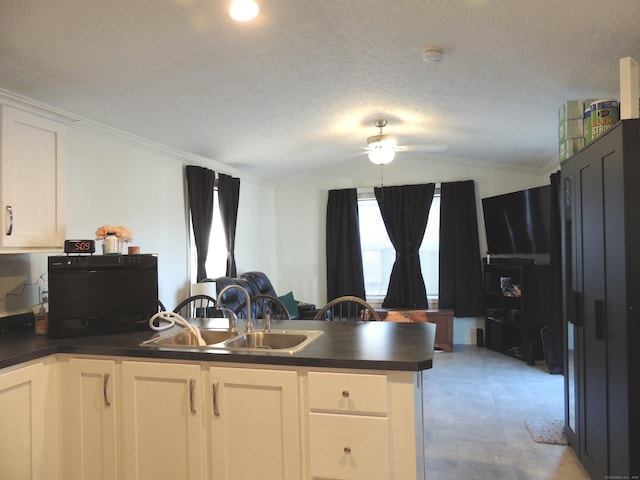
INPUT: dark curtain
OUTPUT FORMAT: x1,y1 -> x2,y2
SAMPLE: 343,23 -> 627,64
185,165 -> 216,282
439,180 -> 484,316
374,183 -> 435,308
326,189 -> 366,301
545,171 -> 564,374
218,173 -> 241,278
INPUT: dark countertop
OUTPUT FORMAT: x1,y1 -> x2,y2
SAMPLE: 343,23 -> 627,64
0,319 -> 435,372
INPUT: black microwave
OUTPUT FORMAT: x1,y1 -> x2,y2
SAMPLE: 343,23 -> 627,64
48,254 -> 158,338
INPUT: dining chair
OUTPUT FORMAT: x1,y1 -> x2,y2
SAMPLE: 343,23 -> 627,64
231,294 -> 292,320
172,294 -> 217,318
313,296 -> 381,322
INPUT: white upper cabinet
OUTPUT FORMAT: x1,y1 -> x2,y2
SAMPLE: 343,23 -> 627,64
1,104 -> 66,251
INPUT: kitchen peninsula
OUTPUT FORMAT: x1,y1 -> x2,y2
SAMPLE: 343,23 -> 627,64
0,319 -> 435,480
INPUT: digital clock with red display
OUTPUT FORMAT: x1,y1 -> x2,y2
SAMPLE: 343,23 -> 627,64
64,239 -> 96,254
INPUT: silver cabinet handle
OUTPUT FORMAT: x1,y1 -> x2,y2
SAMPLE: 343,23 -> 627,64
189,379 -> 197,414
212,381 -> 220,416
5,206 -> 13,236
103,373 -> 111,407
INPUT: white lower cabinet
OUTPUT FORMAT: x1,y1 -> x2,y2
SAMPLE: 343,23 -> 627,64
308,413 -> 389,479
207,365 -> 300,480
54,355 -> 424,480
304,369 -> 424,480
121,361 -> 205,480
66,358 -> 118,480
306,371 -> 390,479
0,361 -> 47,480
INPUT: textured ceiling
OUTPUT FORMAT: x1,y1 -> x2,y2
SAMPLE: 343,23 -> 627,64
1,0 -> 639,180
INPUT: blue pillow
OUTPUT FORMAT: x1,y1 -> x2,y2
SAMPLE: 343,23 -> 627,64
278,291 -> 300,319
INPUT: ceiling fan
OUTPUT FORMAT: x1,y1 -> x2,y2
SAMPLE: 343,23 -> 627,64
364,118 -> 448,165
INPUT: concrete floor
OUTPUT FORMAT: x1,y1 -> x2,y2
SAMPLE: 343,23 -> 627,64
422,345 -> 590,479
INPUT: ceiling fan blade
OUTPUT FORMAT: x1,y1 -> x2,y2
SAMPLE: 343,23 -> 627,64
399,144 -> 448,153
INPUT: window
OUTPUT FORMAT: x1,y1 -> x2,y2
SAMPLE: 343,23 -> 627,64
358,191 -> 440,303
190,188 -> 227,283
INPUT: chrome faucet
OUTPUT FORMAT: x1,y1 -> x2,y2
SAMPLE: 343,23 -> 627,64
216,285 -> 253,333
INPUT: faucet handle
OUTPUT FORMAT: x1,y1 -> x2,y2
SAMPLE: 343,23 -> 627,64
227,310 -> 238,336
263,308 -> 271,332
217,306 -> 238,336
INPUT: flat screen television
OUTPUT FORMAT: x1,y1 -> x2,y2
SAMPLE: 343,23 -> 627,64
481,185 -> 551,255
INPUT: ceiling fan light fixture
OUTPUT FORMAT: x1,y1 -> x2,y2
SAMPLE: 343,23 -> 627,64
368,146 -> 395,165
230,0 -> 259,21
366,118 -> 396,164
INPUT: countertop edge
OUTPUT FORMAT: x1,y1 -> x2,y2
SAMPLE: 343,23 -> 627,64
0,320 -> 436,372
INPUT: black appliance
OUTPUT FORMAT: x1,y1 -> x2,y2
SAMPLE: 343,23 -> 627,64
48,254 -> 158,338
481,185 -> 551,255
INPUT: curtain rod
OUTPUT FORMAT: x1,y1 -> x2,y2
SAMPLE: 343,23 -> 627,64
356,182 -> 442,195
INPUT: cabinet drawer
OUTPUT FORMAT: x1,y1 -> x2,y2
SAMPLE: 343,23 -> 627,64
307,371 -> 388,415
309,413 -> 389,479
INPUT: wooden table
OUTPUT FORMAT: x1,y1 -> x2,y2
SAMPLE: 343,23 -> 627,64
370,308 -> 454,352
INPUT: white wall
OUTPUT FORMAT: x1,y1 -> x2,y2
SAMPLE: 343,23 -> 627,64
0,117 -> 277,316
1,94 -> 559,346
275,155 -> 555,344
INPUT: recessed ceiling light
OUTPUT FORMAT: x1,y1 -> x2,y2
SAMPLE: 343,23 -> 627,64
230,0 -> 259,22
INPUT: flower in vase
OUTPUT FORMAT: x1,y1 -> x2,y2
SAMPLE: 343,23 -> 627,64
95,225 -> 133,242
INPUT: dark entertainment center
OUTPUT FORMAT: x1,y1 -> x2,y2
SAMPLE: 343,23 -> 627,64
483,259 -> 549,363
481,184 -> 552,364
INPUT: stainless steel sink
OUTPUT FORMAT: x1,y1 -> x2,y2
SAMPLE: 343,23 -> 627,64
141,328 -> 322,353
141,329 -> 236,347
224,331 -> 313,351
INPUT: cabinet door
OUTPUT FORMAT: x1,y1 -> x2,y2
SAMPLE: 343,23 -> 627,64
561,159 -> 579,447
575,145 -> 609,479
0,362 -> 45,480
121,361 -> 204,480
1,105 -> 66,249
67,358 -> 117,480
208,366 -> 300,480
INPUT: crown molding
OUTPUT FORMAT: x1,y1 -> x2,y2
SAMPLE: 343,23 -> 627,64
0,88 -> 267,186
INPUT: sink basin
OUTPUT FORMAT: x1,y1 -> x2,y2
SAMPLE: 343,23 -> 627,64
141,329 -> 235,347
224,331 -> 311,350
141,328 -> 322,353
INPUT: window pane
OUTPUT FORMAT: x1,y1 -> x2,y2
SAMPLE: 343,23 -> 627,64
190,190 -> 227,283
358,195 -> 439,299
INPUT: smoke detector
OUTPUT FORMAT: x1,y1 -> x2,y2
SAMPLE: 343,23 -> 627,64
422,46 -> 443,63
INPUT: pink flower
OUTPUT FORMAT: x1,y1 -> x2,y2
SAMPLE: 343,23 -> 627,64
95,225 -> 133,242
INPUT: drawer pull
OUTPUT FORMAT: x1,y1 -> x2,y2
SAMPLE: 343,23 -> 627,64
341,390 -> 350,398
343,446 -> 351,455
212,381 -> 220,416
103,373 -> 111,407
5,206 -> 13,236
189,378 -> 197,414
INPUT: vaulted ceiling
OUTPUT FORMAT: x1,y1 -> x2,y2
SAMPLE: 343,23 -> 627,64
2,0 -> 639,180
